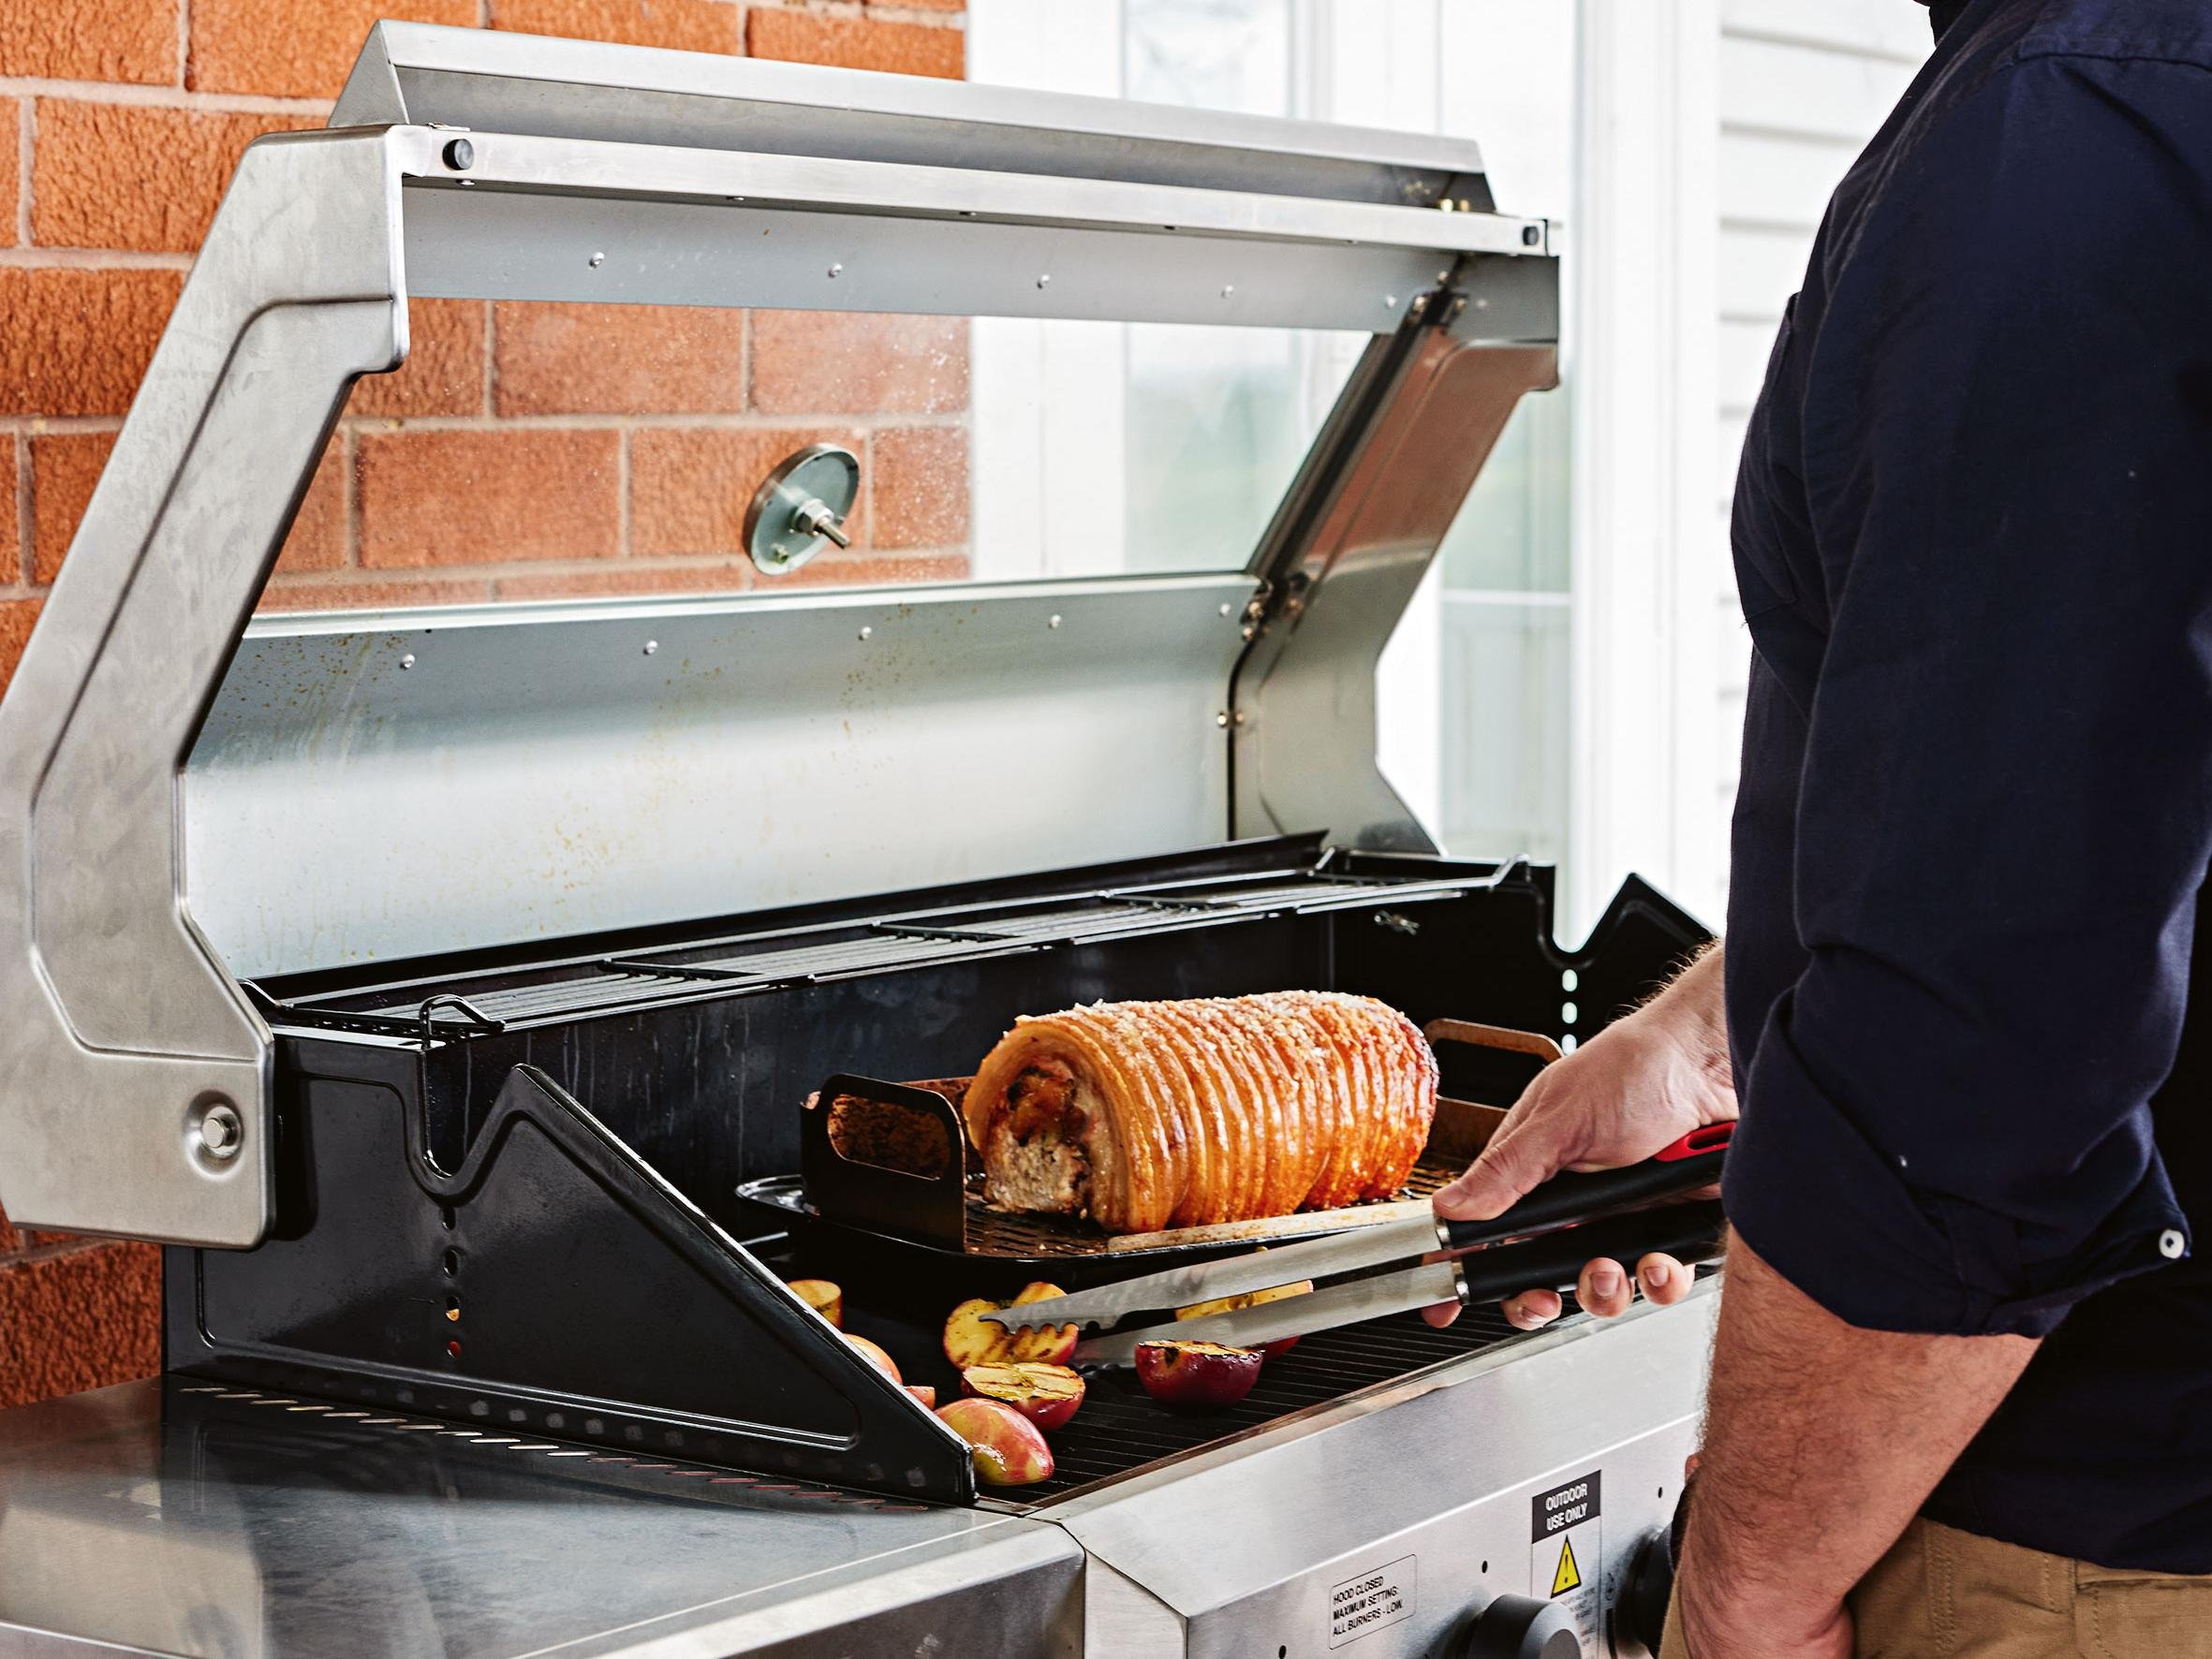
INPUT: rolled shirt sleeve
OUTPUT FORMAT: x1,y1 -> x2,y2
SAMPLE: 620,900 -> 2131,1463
1720,52 -> 2210,1337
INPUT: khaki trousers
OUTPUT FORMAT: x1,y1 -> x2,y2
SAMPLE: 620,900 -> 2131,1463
1658,1518 -> 2212,1658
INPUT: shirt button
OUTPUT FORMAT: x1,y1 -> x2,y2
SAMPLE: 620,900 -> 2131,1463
2159,1228 -> 2188,1260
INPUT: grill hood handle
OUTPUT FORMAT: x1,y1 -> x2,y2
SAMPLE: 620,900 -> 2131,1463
0,128 -> 411,1246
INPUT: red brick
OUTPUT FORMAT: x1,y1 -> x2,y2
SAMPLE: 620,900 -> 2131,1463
0,0 -> 176,84
351,300 -> 486,419
493,562 -> 758,601
0,440 -> 18,583
0,599 -> 37,696
0,1242 -> 163,1410
0,1203 -> 19,1256
871,426 -> 967,548
257,576 -> 494,612
358,429 -> 620,568
871,0 -> 964,11
750,311 -> 967,416
494,302 -> 748,417
190,0 -> 474,98
779,551 -> 967,588
29,432 -> 111,584
34,431 -> 347,582
491,0 -> 739,53
0,269 -> 181,419
631,425 -> 865,557
1,101 -> 18,246
278,441 -> 350,573
32,103 -> 317,255
745,9 -> 963,79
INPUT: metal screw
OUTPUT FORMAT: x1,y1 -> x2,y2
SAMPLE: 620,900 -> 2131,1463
1218,602 -> 1234,617
1408,295 -> 1429,321
1036,274 -> 1052,289
1220,285 -> 1234,299
858,626 -> 873,642
828,262 -> 843,278
642,640 -> 658,655
443,138 -> 475,170
1047,614 -> 1062,629
1523,224 -> 1542,247
2161,1228 -> 2189,1259
1215,711 -> 1230,727
1384,294 -> 1398,309
588,251 -> 605,269
1240,624 -> 1258,640
1449,296 -> 1468,319
197,1103 -> 243,1161
399,653 -> 416,670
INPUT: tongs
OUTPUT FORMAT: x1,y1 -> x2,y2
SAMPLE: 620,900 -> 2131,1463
981,1123 -> 1730,1367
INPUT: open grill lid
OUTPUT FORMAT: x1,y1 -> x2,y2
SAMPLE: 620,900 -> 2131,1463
0,22 -> 1559,1248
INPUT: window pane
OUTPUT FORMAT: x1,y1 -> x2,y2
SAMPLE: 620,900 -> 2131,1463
268,301 -> 1365,611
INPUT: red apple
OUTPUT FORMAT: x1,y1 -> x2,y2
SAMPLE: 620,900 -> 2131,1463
1176,1273 -> 1313,1358
961,1361 -> 1086,1431
907,1384 -> 937,1409
1134,1340 -> 1263,1410
846,1333 -> 902,1384
936,1397 -> 1055,1487
788,1278 -> 844,1329
942,1281 -> 1079,1370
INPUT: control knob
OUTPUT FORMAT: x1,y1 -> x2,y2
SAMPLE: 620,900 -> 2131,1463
1458,1592 -> 1580,1659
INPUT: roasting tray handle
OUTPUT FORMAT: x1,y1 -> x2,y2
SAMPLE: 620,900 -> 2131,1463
802,1075 -> 973,1252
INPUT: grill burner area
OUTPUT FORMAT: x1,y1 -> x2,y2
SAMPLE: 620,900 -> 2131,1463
178,837 -> 1703,1506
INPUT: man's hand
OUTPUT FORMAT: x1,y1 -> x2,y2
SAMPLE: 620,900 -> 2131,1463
1424,944 -> 1733,1329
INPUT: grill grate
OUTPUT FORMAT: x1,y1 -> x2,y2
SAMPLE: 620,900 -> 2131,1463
1019,1300 -> 1528,1505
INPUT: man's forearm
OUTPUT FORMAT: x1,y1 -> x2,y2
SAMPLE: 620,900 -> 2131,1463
1675,1235 -> 2037,1656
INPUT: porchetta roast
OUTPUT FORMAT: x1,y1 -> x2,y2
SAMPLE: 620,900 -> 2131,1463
962,991 -> 1438,1234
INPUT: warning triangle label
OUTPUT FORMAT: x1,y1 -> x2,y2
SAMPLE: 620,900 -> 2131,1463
1550,1536 -> 1582,1596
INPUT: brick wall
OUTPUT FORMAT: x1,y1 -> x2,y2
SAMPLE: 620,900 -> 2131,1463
0,0 -> 966,1410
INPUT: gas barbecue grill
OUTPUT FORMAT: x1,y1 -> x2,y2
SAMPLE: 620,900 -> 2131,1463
0,24 -> 1716,1658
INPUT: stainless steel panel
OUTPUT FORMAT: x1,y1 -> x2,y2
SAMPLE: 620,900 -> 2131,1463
1050,1286 -> 1717,1657
396,132 -> 1540,330
1236,316 -> 1561,850
0,128 -> 408,1248
406,184 -> 1459,330
0,1381 -> 1082,1659
186,578 -> 1255,977
335,22 -> 1492,209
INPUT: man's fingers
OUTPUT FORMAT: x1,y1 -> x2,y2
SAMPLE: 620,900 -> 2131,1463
1421,1299 -> 1462,1329
1577,1257 -> 1635,1318
1638,1252 -> 1691,1306
1501,1288 -> 1563,1329
1434,1123 -> 1557,1222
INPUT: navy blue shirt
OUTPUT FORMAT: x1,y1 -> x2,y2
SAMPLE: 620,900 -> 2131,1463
1718,0 -> 2212,1571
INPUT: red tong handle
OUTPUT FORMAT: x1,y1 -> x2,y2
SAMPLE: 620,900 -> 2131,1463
1654,1122 -> 1733,1162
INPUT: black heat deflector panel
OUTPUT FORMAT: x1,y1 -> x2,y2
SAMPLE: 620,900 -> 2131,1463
175,839 -> 1707,1506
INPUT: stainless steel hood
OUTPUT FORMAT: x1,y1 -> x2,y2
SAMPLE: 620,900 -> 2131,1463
0,24 -> 1558,1248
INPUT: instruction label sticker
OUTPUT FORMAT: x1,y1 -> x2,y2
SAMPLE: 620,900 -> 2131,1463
1529,1472 -> 1602,1654
1328,1554 -> 1416,1648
